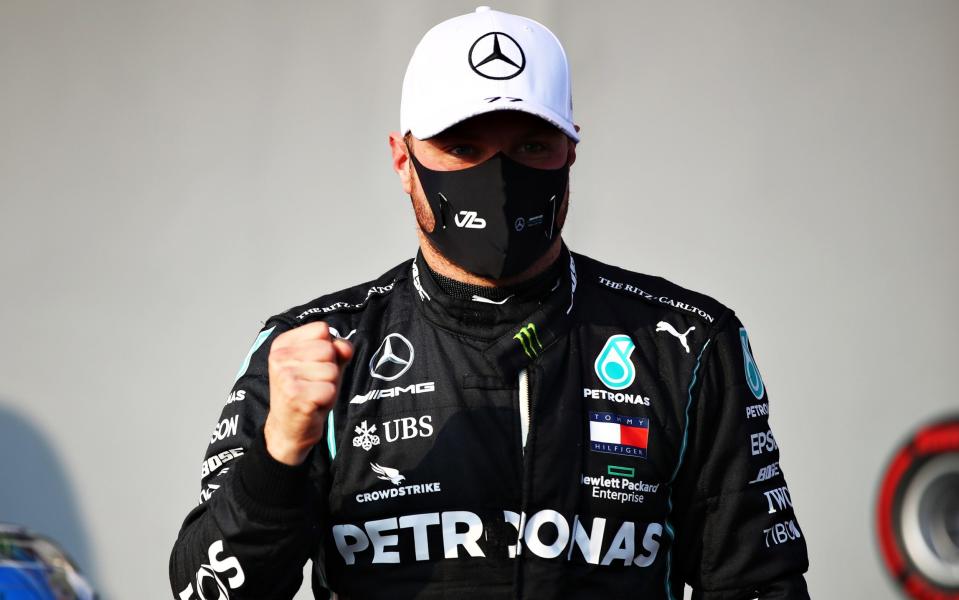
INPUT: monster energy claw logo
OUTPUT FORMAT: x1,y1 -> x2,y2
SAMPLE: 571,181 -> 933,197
595,334 -> 637,390
514,323 -> 543,358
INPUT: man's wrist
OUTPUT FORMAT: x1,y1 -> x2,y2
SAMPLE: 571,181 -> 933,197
263,419 -> 313,466
234,428 -> 313,514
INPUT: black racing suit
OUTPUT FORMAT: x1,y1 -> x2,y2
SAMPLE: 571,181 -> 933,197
169,247 -> 810,599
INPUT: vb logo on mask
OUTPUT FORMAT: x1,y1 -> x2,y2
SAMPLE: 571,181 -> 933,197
453,211 -> 487,229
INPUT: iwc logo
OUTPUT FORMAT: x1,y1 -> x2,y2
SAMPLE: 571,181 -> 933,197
468,32 -> 525,80
594,334 -> 636,390
369,333 -> 414,381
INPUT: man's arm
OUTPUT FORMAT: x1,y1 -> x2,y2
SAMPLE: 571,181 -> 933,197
670,313 -> 810,600
168,321 -> 350,600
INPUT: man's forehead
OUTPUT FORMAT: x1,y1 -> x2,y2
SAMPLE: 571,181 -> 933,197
431,111 -> 565,140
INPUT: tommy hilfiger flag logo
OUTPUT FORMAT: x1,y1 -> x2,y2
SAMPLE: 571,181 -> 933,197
589,412 -> 649,458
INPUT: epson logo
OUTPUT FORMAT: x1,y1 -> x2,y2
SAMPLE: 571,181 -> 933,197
750,430 -> 778,456
177,540 -> 245,600
350,382 -> 435,405
210,416 -> 239,444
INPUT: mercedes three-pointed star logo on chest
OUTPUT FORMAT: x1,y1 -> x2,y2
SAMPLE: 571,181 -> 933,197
468,31 -> 526,80
369,333 -> 415,381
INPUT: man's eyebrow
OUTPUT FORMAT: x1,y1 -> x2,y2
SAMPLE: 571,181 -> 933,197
521,123 -> 562,136
434,125 -> 561,142
430,129 -> 479,142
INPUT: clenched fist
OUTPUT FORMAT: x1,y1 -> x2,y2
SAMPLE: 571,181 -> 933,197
264,322 -> 353,465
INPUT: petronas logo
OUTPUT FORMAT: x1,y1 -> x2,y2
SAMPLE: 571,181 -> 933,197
739,328 -> 765,400
514,323 -> 543,358
595,334 -> 636,390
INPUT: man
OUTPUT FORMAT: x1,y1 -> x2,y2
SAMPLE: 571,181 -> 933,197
170,7 -> 809,599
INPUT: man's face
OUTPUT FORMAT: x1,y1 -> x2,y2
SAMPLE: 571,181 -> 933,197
390,110 -> 577,234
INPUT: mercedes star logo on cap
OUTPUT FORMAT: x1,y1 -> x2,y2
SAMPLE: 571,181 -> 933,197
369,333 -> 415,381
468,32 -> 525,80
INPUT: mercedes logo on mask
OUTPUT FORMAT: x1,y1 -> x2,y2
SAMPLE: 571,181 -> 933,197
369,333 -> 415,381
468,32 -> 525,80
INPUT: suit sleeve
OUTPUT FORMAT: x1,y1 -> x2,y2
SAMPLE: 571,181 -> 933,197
669,313 -> 810,600
168,320 -> 331,600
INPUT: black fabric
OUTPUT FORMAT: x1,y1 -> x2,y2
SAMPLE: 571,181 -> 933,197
235,429 -> 312,514
422,252 -> 563,303
169,249 -> 810,600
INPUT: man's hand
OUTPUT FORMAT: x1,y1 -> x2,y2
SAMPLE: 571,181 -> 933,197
264,322 -> 353,465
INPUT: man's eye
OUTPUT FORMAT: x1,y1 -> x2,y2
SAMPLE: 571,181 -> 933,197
446,145 -> 476,157
520,142 -> 548,153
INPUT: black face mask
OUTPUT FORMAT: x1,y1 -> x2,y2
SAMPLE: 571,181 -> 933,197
408,149 -> 569,280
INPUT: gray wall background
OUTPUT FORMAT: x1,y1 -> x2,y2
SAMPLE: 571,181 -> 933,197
1,1 -> 957,598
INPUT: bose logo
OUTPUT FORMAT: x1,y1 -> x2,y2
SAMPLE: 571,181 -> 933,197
454,211 -> 487,229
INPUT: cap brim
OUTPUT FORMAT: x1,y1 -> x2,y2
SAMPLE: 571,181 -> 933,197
408,99 -> 579,143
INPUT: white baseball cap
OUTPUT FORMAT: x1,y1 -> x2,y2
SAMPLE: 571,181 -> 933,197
401,6 -> 578,142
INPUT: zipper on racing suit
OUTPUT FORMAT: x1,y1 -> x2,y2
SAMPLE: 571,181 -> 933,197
514,366 -> 535,599
519,368 -> 530,454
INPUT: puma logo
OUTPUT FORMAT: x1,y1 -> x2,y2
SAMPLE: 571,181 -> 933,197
656,321 -> 695,354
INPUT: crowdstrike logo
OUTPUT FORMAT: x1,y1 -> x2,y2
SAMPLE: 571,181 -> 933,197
453,210 -> 487,229
655,321 -> 695,354
369,333 -> 414,381
468,32 -> 526,80
355,463 -> 442,504
371,463 -> 406,485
